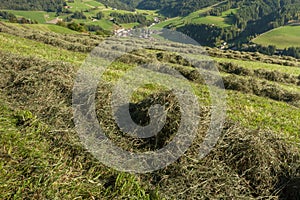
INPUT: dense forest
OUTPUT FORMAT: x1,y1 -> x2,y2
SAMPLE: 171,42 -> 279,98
0,0 -> 65,12
97,0 -> 136,11
110,12 -> 151,26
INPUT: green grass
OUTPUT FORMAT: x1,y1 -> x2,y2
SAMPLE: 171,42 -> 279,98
59,1 -> 158,31
213,57 -> 300,75
42,24 -> 79,34
4,10 -> 48,23
0,26 -> 299,198
153,2 -> 235,29
83,0 -> 105,8
67,0 -> 96,12
0,33 -> 86,65
1,30 -> 292,138
120,22 -> 139,29
191,81 -> 300,137
188,15 -> 231,27
75,18 -> 116,30
14,24 -> 79,34
152,17 -> 180,28
227,91 -> 300,137
253,25 -> 300,49
99,48 -> 300,138
186,8 -> 237,28
3,0 -> 159,32
0,101 -> 157,199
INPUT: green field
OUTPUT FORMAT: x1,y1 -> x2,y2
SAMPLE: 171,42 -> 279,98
214,57 -> 300,75
0,32 -> 86,64
64,1 -> 159,30
1,0 -> 159,31
67,0 -> 105,12
13,23 -> 79,34
120,22 -> 139,29
186,8 -> 237,28
253,25 -> 300,49
153,2 -> 236,29
0,19 -> 299,199
84,0 -> 105,8
4,10 -> 50,23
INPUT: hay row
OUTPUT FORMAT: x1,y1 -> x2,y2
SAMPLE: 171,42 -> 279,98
0,22 -> 101,52
206,47 -> 300,67
223,74 -> 300,106
219,62 -> 300,86
0,50 -> 299,199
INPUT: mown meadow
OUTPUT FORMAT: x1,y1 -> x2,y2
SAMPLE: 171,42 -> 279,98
0,22 -> 299,199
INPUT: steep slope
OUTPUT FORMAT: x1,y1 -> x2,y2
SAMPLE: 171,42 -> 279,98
0,23 -> 299,199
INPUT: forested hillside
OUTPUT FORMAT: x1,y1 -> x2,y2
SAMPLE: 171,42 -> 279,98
136,0 -> 220,17
96,0 -> 300,50
96,0 -> 220,16
96,0 -> 136,11
0,0 -> 65,12
175,0 -> 300,48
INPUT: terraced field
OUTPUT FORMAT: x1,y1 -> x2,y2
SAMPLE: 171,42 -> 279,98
0,24 -> 299,199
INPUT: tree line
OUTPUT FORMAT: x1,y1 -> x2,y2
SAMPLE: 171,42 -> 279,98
0,0 -> 65,12
176,24 -> 240,47
110,12 -> 150,25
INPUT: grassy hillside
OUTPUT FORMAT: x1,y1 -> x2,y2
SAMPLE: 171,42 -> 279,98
1,0 -> 159,31
67,0 -> 106,12
3,10 -> 50,23
0,32 -> 86,64
0,24 -> 299,199
11,23 -> 79,34
253,25 -> 300,49
153,2 -> 236,29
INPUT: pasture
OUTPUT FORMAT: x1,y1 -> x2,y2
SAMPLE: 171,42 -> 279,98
253,25 -> 300,49
0,21 -> 299,199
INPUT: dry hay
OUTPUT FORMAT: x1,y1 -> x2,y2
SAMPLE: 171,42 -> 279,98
0,22 -> 102,52
0,51 -> 299,199
93,82 -> 300,199
138,103 -> 300,199
206,47 -> 300,67
218,62 -> 300,85
0,51 -> 75,127
223,74 -> 300,105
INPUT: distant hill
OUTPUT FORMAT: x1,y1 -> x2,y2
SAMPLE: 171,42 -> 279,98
136,0 -> 220,17
1,0 -> 300,55
96,0 -> 221,16
0,0 -> 65,12
166,0 -> 300,47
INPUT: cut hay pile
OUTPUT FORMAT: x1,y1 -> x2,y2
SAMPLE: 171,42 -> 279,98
0,51 -> 299,199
